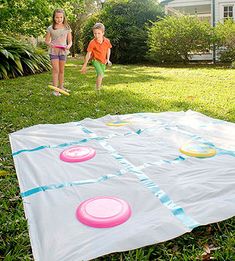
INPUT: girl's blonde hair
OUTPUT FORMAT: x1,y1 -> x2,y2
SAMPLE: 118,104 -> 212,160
52,9 -> 70,30
93,23 -> 105,32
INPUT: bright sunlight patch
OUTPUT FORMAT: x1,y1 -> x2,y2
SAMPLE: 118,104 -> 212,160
10,110 -> 235,261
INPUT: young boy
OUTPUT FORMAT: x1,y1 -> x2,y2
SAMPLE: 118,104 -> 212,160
81,23 -> 112,90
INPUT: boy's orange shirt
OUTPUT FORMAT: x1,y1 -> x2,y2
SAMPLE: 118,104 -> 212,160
87,37 -> 112,64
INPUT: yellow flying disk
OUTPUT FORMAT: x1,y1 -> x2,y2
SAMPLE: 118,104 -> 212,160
179,143 -> 217,158
106,121 -> 130,127
48,85 -> 70,96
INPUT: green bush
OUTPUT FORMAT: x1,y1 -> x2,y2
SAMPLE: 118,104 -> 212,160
80,14 -> 99,53
147,16 -> 212,63
215,20 -> 235,62
0,0 -> 53,37
0,33 -> 51,79
80,0 -> 164,64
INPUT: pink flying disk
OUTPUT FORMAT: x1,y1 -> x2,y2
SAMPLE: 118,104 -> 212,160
60,146 -> 96,163
76,196 -> 132,228
53,45 -> 66,49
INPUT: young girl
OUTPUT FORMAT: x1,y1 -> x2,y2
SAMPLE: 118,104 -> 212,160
81,23 -> 112,91
45,9 -> 72,96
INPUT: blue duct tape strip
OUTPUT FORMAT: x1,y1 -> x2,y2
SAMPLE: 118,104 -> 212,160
79,125 -> 199,230
12,145 -> 49,156
217,149 -> 235,157
20,156 -> 185,198
12,138 -> 102,156
203,142 -> 235,157
138,156 -> 185,170
12,128 -> 142,157
21,172 -> 123,198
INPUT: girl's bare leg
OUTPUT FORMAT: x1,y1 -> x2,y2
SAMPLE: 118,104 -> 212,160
59,60 -> 66,89
51,59 -> 59,87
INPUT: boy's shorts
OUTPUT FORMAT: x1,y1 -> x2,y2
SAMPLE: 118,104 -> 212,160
92,60 -> 106,76
50,54 -> 66,61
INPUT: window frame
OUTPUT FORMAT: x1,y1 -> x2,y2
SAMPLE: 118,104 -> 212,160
220,3 -> 235,22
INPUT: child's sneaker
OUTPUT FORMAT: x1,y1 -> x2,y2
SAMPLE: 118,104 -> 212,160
52,91 -> 61,96
62,86 -> 71,92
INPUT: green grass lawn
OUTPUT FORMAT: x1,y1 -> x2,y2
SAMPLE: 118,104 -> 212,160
0,58 -> 235,260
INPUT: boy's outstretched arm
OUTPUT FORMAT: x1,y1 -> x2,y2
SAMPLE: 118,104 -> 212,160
106,48 -> 112,65
81,52 -> 92,74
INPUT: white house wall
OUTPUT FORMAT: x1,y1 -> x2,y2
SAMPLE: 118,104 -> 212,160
164,0 -> 235,23
164,1 -> 211,18
168,5 -> 211,16
167,0 -> 211,8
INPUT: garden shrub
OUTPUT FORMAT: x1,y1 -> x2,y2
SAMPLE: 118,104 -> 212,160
147,16 -> 212,63
215,20 -> 235,62
80,0 -> 164,64
0,33 -> 51,79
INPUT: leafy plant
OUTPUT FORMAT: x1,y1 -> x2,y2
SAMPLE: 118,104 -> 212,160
147,16 -> 213,63
80,0 -> 164,64
0,33 -> 51,79
215,20 -> 235,62
0,0 -> 86,37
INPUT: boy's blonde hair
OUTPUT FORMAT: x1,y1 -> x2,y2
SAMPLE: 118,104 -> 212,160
93,23 -> 105,32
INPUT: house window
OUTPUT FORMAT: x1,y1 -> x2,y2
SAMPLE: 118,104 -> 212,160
223,5 -> 233,19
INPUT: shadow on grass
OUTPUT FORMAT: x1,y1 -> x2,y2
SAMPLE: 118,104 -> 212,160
1,72 -> 233,135
66,64 -> 171,86
141,62 -> 233,70
93,87 -> 233,123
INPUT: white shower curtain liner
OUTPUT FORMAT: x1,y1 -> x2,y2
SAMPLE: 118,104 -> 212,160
9,110 -> 235,261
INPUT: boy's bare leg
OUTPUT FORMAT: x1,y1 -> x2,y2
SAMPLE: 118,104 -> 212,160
96,75 -> 103,90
